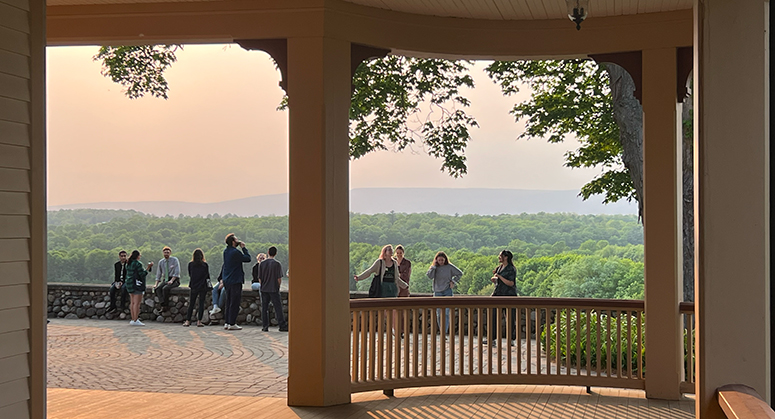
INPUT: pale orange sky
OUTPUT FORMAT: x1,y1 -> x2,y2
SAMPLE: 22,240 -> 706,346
46,44 -> 603,207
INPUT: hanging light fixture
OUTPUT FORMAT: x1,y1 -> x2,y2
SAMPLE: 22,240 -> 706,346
566,0 -> 589,30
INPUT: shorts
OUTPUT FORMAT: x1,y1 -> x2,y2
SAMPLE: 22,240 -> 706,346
130,290 -> 144,295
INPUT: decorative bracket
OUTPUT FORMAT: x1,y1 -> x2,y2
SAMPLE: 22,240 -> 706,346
235,39 -> 390,94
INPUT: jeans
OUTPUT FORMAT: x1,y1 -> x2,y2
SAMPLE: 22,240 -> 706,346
155,278 -> 180,307
186,287 -> 208,321
434,288 -> 454,334
224,283 -> 242,325
261,291 -> 287,330
109,282 -> 129,310
212,285 -> 227,308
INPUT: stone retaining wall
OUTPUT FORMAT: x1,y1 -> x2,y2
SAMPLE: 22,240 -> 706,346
47,283 -> 289,326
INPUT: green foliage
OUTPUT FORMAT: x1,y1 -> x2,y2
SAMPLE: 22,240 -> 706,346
541,309 -> 645,374
94,45 -> 179,99
49,209 -> 644,301
485,60 -> 635,204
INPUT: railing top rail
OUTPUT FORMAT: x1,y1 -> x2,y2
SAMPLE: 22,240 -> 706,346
679,302 -> 695,312
350,296 -> 645,310
717,384 -> 775,419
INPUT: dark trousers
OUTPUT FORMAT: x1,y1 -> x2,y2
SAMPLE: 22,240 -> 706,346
109,282 -> 129,310
224,283 -> 242,325
261,291 -> 287,330
155,278 -> 180,307
186,287 -> 208,321
489,307 -> 517,341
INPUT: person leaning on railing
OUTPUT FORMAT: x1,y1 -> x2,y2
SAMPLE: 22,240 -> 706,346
488,250 -> 518,346
426,251 -> 463,335
354,244 -> 409,298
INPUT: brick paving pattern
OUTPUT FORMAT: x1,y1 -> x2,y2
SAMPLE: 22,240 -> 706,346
47,319 -> 288,397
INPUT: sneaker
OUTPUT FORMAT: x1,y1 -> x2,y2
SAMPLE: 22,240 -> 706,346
279,327 -> 288,332
135,320 -> 145,326
211,306 -> 222,315
224,323 -> 230,330
261,328 -> 269,332
228,324 -> 243,331
129,320 -> 136,325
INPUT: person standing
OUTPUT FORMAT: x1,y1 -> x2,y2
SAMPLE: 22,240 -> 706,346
354,245 -> 409,299
154,246 -> 181,309
395,245 -> 412,297
125,250 -> 153,326
184,249 -> 210,327
256,247 -> 288,332
426,251 -> 463,334
251,253 -> 267,292
108,250 -> 130,314
222,233 -> 251,330
489,250 -> 518,345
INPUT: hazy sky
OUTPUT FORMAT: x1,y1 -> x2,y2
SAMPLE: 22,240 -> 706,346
46,44 -> 604,207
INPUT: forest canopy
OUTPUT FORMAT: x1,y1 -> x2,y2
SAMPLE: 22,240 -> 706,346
48,209 -> 644,299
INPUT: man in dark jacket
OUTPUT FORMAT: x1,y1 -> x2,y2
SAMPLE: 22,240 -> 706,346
222,233 -> 251,330
257,246 -> 287,332
108,250 -> 129,313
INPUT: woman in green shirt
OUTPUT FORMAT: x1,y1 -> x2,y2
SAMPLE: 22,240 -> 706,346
125,250 -> 153,326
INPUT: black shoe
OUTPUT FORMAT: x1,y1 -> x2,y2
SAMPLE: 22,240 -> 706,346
279,327 -> 288,332
262,328 -> 269,332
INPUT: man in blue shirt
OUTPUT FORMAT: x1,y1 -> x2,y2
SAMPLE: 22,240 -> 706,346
222,233 -> 251,330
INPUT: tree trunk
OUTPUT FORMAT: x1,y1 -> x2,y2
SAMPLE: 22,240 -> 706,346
604,64 -> 644,220
604,63 -> 694,302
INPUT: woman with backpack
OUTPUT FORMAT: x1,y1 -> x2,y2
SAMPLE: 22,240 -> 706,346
353,244 -> 408,298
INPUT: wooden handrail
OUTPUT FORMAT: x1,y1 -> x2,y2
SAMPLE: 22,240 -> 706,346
350,296 -> 645,309
679,301 -> 694,312
717,384 -> 775,419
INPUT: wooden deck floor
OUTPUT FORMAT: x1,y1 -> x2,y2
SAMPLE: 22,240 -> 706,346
48,385 -> 695,418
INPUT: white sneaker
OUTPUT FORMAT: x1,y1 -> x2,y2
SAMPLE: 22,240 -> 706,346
129,320 -> 136,326
135,320 -> 145,326
224,323 -> 230,330
228,324 -> 242,331
211,306 -> 222,315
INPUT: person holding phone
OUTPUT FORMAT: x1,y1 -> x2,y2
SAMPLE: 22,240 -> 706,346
221,233 -> 251,330
125,250 -> 153,326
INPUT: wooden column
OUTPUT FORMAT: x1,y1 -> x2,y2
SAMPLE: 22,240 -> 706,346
695,0 -> 771,417
642,46 -> 683,400
286,36 -> 352,407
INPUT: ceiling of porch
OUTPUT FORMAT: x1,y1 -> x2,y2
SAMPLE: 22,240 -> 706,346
342,0 -> 693,20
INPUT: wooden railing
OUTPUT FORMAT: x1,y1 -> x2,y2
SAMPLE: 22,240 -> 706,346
718,384 -> 775,418
350,297 -> 647,393
680,302 -> 696,394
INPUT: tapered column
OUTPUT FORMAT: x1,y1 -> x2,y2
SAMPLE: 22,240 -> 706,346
286,36 -> 352,407
642,47 -> 683,400
695,1 -> 770,417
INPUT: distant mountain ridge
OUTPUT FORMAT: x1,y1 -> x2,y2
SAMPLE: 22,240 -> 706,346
48,188 -> 637,217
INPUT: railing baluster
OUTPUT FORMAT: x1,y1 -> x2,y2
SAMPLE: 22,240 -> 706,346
468,307 -> 474,375
606,310 -> 612,378
616,310 -> 622,378
395,309 -> 401,379
377,309 -> 384,381
565,307 -> 571,376
497,306 -> 503,375
506,307 -> 513,375
535,307 -> 541,375
404,309 -> 420,378
360,310 -> 367,382
369,310 -> 376,381
586,308 -> 592,377
575,308 -> 581,377
596,308 -> 601,377
431,307 -> 437,377
440,306 -> 446,376
526,308 -> 531,375
488,308 -> 494,375
459,307 -> 464,376
449,307 -> 455,376
688,312 -> 694,384
422,308 -> 428,377
517,307 -> 523,374
627,310 -> 633,379
386,309 -> 392,380
555,308 -> 560,376
352,309 -> 359,383
413,308 -> 419,378
478,307 -> 483,375
637,310 -> 643,380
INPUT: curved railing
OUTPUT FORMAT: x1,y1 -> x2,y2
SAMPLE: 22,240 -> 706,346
350,296 -> 647,393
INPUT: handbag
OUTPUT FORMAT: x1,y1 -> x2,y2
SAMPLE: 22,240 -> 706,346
368,260 -> 383,298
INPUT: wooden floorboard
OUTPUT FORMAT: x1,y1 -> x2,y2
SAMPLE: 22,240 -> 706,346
48,385 -> 696,419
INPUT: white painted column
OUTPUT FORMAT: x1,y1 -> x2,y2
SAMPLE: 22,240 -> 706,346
286,36 -> 352,407
642,47 -> 684,401
695,0 -> 770,417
